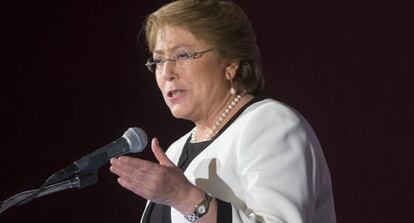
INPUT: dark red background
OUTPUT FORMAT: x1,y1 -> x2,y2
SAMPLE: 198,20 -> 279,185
1,0 -> 412,222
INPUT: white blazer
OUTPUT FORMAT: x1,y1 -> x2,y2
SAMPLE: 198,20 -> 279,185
141,99 -> 336,223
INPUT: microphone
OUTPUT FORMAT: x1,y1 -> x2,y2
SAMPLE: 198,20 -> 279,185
47,127 -> 148,185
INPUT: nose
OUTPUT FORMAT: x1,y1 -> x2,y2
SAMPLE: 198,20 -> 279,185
159,60 -> 177,81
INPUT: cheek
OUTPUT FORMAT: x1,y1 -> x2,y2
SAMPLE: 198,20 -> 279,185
192,64 -> 226,91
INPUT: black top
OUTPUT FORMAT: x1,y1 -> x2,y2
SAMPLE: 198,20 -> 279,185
142,97 -> 262,223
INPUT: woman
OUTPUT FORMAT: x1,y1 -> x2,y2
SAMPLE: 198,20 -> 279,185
110,0 -> 336,222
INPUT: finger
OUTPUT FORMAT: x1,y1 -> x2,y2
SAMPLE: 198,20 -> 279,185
114,156 -> 156,173
117,177 -> 137,192
112,164 -> 159,193
109,162 -> 132,178
109,157 -> 153,179
115,164 -> 165,197
117,176 -> 149,197
151,138 -> 174,167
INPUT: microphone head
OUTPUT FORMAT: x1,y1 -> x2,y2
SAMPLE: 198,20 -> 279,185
122,127 -> 148,153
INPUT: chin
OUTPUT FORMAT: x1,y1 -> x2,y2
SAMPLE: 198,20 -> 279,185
168,105 -> 191,120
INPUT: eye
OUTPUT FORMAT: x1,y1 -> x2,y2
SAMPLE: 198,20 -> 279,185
176,52 -> 192,60
149,58 -> 166,67
151,57 -> 164,64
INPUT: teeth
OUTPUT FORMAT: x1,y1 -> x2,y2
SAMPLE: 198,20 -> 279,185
168,90 -> 181,98
172,90 -> 180,97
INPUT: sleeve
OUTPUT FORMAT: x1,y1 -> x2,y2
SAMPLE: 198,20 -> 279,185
232,104 -> 322,223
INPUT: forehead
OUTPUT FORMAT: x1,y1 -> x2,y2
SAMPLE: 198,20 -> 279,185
153,26 -> 208,54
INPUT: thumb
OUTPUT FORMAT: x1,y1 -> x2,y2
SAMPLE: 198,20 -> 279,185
152,137 -> 174,167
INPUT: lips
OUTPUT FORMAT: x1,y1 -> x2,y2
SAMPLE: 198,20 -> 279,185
167,89 -> 185,99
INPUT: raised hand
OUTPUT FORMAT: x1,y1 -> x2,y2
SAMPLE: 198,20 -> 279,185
109,138 -> 204,215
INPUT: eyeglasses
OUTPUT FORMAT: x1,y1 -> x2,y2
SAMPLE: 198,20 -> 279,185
145,49 -> 214,73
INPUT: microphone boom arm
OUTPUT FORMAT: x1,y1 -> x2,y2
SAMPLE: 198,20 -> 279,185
0,173 -> 98,215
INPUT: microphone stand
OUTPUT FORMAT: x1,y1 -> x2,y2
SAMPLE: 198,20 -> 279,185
0,173 -> 98,215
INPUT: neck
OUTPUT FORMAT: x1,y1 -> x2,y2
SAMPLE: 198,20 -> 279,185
191,93 -> 253,143
195,93 -> 233,129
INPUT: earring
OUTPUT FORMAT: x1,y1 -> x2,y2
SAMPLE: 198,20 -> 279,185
226,70 -> 236,95
230,79 -> 236,95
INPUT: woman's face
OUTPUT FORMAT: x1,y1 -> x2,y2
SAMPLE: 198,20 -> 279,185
152,26 -> 231,122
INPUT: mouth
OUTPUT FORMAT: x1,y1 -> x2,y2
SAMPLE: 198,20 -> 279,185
166,89 -> 186,100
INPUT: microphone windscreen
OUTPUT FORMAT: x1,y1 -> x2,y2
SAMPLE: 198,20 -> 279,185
122,127 -> 148,153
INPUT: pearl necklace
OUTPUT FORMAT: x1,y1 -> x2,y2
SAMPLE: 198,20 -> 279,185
191,92 -> 245,143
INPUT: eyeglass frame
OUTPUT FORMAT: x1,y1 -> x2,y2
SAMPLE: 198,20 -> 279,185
145,49 -> 215,73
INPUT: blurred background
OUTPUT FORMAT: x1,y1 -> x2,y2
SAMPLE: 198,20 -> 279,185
1,0 -> 412,222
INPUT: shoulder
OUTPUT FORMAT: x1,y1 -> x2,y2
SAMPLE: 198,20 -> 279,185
239,98 -> 307,131
231,98 -> 321,158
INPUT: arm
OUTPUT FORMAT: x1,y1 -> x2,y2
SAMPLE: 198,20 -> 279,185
231,103 -> 323,222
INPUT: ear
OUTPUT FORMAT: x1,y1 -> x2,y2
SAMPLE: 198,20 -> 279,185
225,60 -> 240,81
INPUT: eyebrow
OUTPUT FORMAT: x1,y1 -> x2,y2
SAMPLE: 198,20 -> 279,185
153,44 -> 193,55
